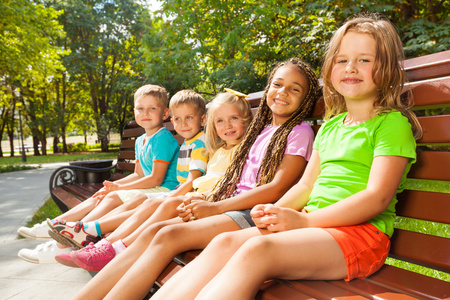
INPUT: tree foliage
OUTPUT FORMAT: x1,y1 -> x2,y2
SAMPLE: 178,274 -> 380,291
143,0 -> 449,97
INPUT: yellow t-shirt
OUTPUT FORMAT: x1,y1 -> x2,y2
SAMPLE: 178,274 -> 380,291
192,145 -> 238,193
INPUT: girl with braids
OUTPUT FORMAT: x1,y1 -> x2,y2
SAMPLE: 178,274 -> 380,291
151,15 -> 421,300
73,58 -> 319,300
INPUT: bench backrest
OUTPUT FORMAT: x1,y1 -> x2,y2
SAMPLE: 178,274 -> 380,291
249,50 -> 450,283
117,52 -> 450,281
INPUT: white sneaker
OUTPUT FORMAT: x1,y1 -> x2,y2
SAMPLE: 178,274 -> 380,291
17,221 -> 52,239
18,240 -> 72,264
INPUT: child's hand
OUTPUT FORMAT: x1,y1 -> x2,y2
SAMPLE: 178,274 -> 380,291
103,181 -> 120,193
251,204 -> 272,229
183,200 -> 218,221
177,202 -> 192,222
94,194 -> 106,207
92,186 -> 108,198
258,205 -> 307,232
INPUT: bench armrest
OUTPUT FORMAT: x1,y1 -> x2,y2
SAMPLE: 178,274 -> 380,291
49,164 -> 116,191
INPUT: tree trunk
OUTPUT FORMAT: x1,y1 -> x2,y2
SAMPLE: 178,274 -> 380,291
32,135 -> 41,156
53,135 -> 59,153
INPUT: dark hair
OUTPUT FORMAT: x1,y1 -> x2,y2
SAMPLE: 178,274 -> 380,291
208,58 -> 319,202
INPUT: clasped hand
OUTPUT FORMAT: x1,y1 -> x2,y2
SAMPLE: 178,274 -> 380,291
92,181 -> 120,206
250,204 -> 308,232
177,195 -> 218,222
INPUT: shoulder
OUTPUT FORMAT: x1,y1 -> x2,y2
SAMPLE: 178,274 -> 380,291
152,128 -> 179,147
189,132 -> 206,148
290,121 -> 314,135
372,111 -> 412,133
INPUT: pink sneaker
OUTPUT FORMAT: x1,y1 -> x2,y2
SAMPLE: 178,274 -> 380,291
55,243 -> 96,268
71,241 -> 116,271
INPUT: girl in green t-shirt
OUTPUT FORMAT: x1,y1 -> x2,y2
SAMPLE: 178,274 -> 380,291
149,14 -> 423,300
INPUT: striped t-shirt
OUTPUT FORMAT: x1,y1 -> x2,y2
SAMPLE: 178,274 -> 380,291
176,131 -> 208,183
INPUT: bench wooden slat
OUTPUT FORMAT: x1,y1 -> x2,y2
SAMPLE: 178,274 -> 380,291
122,127 -> 145,138
120,139 -> 136,149
389,229 -> 450,273
116,161 -> 135,173
118,150 -> 136,160
63,184 -> 95,199
409,76 -> 450,108
287,280 -> 367,299
51,187 -> 84,209
156,261 -> 183,286
408,151 -> 450,181
404,50 -> 450,81
396,190 -> 450,224
256,281 -> 313,300
331,278 -> 419,299
365,265 -> 450,300
417,115 -> 450,144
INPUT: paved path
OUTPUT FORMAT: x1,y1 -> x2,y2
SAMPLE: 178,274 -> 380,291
0,163 -> 93,300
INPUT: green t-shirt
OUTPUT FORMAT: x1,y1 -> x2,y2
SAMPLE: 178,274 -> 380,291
304,111 -> 416,237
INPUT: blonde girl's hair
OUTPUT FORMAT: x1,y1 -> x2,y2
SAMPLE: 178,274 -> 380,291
205,92 -> 253,157
322,13 -> 422,139
134,84 -> 169,108
208,58 -> 319,202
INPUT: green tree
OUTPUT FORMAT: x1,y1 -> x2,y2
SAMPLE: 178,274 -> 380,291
55,0 -> 147,151
0,0 -> 65,157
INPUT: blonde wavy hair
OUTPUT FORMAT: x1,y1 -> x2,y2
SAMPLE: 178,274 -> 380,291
322,14 -> 422,139
205,92 -> 253,157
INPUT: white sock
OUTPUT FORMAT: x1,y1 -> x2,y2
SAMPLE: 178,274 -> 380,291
94,238 -> 111,248
111,240 -> 127,255
82,220 -> 101,236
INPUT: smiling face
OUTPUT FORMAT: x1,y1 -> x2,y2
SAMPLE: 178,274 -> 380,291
266,66 -> 309,125
331,31 -> 378,105
170,103 -> 206,140
134,95 -> 169,136
213,103 -> 246,149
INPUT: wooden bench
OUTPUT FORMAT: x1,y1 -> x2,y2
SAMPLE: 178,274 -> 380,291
154,50 -> 450,299
50,121 -> 147,213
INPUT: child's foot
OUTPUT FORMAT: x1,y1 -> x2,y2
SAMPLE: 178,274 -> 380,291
71,240 -> 116,271
47,219 -> 100,249
18,240 -> 72,264
55,242 -> 96,268
17,220 -> 56,239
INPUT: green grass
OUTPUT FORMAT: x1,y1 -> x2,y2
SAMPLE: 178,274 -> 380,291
0,151 -> 118,173
18,197 -> 62,239
0,164 -> 38,173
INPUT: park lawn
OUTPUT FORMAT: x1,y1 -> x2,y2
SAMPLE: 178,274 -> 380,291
0,151 -> 118,173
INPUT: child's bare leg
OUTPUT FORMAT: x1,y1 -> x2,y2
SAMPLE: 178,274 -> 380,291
100,193 -> 148,219
151,227 -> 262,300
80,192 -> 123,222
55,197 -> 97,222
93,209 -> 136,235
120,196 -> 184,245
103,215 -> 241,300
73,217 -> 183,300
197,228 -> 347,300
104,197 -> 167,243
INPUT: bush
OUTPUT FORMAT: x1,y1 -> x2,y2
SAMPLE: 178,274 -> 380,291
57,142 -> 89,152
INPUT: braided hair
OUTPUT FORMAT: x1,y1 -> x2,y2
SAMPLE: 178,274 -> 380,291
208,58 -> 319,202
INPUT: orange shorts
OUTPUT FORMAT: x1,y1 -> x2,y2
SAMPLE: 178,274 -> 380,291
324,222 -> 390,281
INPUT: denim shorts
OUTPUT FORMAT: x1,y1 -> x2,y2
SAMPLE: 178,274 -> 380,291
223,209 -> 255,229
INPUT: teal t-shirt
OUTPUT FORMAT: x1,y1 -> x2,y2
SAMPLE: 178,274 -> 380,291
135,127 -> 180,190
304,111 -> 416,237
